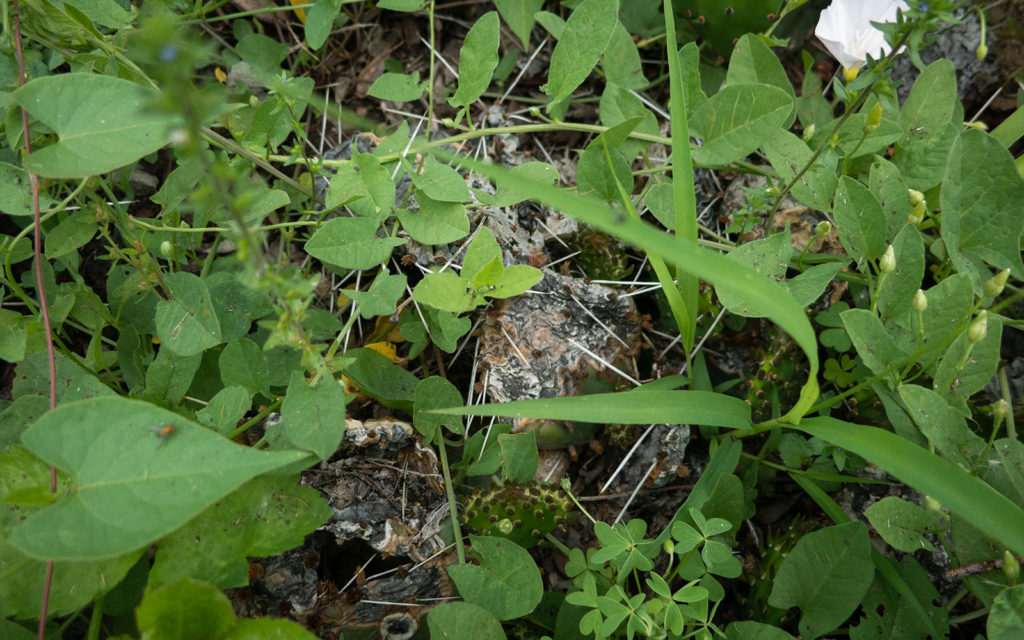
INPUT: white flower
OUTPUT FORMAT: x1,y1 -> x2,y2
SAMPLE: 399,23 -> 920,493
815,0 -> 910,81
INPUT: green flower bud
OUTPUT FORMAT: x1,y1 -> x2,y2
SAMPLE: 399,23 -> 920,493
803,124 -> 816,141
664,539 -> 675,556
984,268 -> 1010,298
440,117 -> 456,128
1003,550 -> 1020,582
159,241 -> 173,258
864,102 -> 884,134
529,106 -> 542,118
907,201 -> 926,225
814,220 -> 832,237
829,133 -> 840,149
879,245 -> 896,274
907,189 -> 925,207
965,120 -> 988,131
977,42 -> 989,61
994,399 -> 1010,424
912,289 -> 927,313
924,495 -> 943,513
249,95 -> 260,108
968,311 -> 988,344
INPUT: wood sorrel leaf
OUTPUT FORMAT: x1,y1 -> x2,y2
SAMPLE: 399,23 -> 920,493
11,397 -> 307,560
449,11 -> 500,109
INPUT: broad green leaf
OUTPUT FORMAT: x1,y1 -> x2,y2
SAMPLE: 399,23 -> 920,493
474,161 -> 559,207
899,59 -> 958,134
427,601 -> 507,640
225,618 -> 319,640
11,397 -> 306,559
219,338 -> 269,397
323,164 -> 368,210
868,158 -> 914,242
893,120 -> 958,192
767,521 -> 874,640
599,84 -> 659,161
533,11 -> 564,39
690,84 -> 793,166
876,224 -> 924,325
136,577 -> 235,640
841,308 -> 906,376
541,0 -> 617,111
864,496 -> 941,552
367,71 -> 424,102
433,390 -> 750,428
833,176 -> 887,262
716,230 -> 791,316
144,349 -> 201,406
44,213 -> 97,260
989,585 -> 1024,640
498,431 -> 538,484
494,0 -> 544,49
602,22 -> 645,90
421,306 -> 472,353
761,129 -> 837,211
339,347 -> 417,412
149,474 -> 331,589
448,536 -> 543,620
305,0 -> 342,50
304,216 -> 406,270
450,12 -> 500,108
675,42 -> 707,117
940,128 -> 1024,289
726,621 -> 797,640
207,273 -> 274,343
490,264 -> 542,299
13,74 -> 177,178
795,416 -> 1024,557
577,118 -> 639,203
785,261 -> 847,308
899,385 -> 986,469
154,272 -> 223,357
414,375 -> 464,442
434,149 -> 819,421
352,152 -> 396,219
462,227 -> 503,279
849,556 -> 949,640
726,34 -> 795,127
414,270 -> 474,313
196,386 -> 251,435
345,270 -> 407,319
278,371 -> 348,460
410,155 -> 472,202
397,196 -> 469,245
645,181 -> 675,230
819,111 -> 901,161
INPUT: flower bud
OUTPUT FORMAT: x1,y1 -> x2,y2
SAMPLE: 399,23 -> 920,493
664,539 -> 675,556
924,495 -> 942,513
965,120 -> 988,131
864,102 -> 884,134
912,289 -> 927,313
968,311 -> 988,344
907,201 -> 926,225
1003,550 -> 1020,582
994,399 -> 1010,424
828,133 -> 840,148
843,67 -> 859,83
160,241 -> 173,258
977,42 -> 989,61
528,106 -> 542,119
907,189 -> 925,207
814,220 -> 832,237
879,245 -> 896,274
440,117 -> 456,128
984,268 -> 1010,298
803,124 -> 816,141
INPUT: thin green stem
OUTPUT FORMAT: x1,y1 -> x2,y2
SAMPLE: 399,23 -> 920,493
436,436 -> 466,565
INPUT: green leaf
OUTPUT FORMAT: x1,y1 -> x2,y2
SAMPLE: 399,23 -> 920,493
196,386 -> 251,435
149,474 -> 331,589
833,176 -> 887,263
690,84 -> 793,166
675,42 -> 707,117
761,129 -> 837,211
893,120 -> 959,192
716,230 -> 792,316
136,577 -> 235,640
219,338 -> 270,397
305,0 -> 342,50
940,128 -> 1024,289
494,0 -> 544,49
474,161 -> 559,207
785,261 -> 847,308
898,385 -> 986,469
434,390 -> 750,428
864,496 -> 941,553
414,375 -> 464,441
377,0 -> 424,9
498,431 -> 538,484
936,315 -> 1002,405
841,308 -> 906,376
144,349 -> 201,406
44,213 -> 96,260
490,264 -> 542,299
541,0 -> 617,111
345,270 -> 407,320
876,224 -> 924,324
899,59 -> 958,134
207,273 -> 273,343
989,585 -> 1024,640
339,347 -> 417,412
462,227 -> 503,279
414,270 -> 474,313
11,397 -> 306,560
447,536 -> 543,620
13,74 -> 177,178
352,152 -> 397,219
726,34 -> 795,127
450,12 -> 500,108
598,84 -> 659,161
367,71 -> 424,102
726,621 -> 798,640
304,216 -> 406,270
410,155 -> 472,202
154,272 -> 223,357
602,21 -> 645,90
795,416 -> 1024,558
868,158 -> 914,242
577,119 -> 637,203
278,372 -> 348,460
225,618 -> 320,640
428,601 -> 508,640
767,521 -> 874,640
397,195 -> 469,246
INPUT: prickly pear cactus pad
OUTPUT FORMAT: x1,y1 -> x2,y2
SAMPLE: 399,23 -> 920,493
461,483 -> 575,549
673,0 -> 784,57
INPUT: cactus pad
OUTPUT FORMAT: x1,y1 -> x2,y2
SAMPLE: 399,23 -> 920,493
461,483 -> 575,549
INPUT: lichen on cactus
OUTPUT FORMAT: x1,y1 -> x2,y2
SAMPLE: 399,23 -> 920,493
461,483 -> 575,549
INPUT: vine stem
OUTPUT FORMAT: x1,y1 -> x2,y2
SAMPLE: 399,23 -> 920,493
12,3 -> 57,638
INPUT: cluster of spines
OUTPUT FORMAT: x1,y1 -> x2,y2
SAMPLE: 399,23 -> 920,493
460,483 -> 574,549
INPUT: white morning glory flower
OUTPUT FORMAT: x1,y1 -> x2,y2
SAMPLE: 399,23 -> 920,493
815,0 -> 910,81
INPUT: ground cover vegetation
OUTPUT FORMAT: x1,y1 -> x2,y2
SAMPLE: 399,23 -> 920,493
1,0 -> 1024,638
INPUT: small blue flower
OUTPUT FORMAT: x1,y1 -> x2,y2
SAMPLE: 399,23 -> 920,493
159,45 -> 178,63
